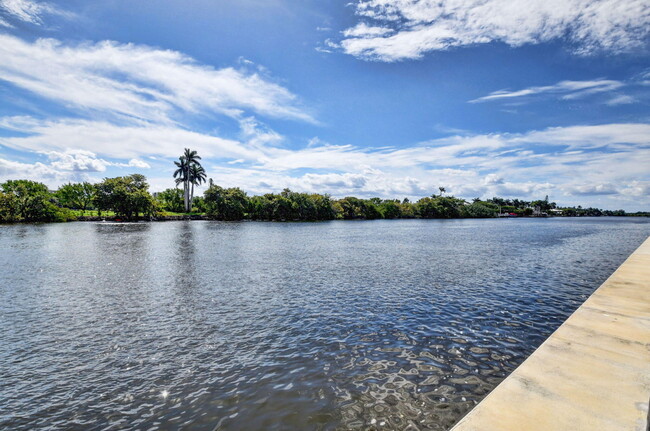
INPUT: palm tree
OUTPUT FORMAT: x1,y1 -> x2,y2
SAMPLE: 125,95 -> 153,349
438,186 -> 446,197
189,163 -> 207,210
173,149 -> 203,212
173,157 -> 189,211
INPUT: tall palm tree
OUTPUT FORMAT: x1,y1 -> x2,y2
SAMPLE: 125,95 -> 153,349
173,149 -> 203,212
438,186 -> 446,197
189,163 -> 207,209
173,156 -> 189,211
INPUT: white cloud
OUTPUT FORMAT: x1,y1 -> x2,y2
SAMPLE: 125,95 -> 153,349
337,0 -> 650,61
342,22 -> 394,38
0,15 -> 13,27
0,116 -> 265,160
44,149 -> 111,173
1,0 -> 46,25
42,149 -> 150,173
513,123 -> 650,149
0,0 -> 73,26
605,94 -> 636,105
470,79 -> 624,103
1,114 -> 649,208
0,34 -> 314,124
0,156 -> 73,184
239,117 -> 284,148
0,149 -> 151,187
127,158 -> 150,169
565,183 -> 618,196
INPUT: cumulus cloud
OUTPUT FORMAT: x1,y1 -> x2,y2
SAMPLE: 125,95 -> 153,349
565,183 -> 618,196
0,149 -> 151,187
44,149 -> 112,173
41,149 -> 151,172
127,158 -> 150,169
0,34 -> 313,124
336,0 -> 650,61
0,157 -> 67,184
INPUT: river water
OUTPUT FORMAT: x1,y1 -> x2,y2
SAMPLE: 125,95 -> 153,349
1,218 -> 649,430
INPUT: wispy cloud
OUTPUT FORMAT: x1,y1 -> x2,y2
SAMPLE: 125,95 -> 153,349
1,0 -> 47,25
0,34 -> 314,124
0,116 -> 260,160
0,15 -> 12,27
605,94 -> 636,106
470,79 -> 624,103
335,0 -> 650,61
0,0 -> 73,26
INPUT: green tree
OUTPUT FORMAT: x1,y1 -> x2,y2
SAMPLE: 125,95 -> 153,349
1,180 -> 74,222
56,182 -> 96,213
173,156 -> 188,210
204,184 -> 249,220
336,197 -> 382,219
249,194 -> 275,220
416,196 -> 465,218
189,163 -> 207,210
310,194 -> 337,220
94,174 -> 157,220
0,191 -> 19,222
192,196 -> 207,213
379,200 -> 402,219
281,189 -> 336,221
155,188 -> 184,213
461,201 -> 498,218
173,149 -> 204,212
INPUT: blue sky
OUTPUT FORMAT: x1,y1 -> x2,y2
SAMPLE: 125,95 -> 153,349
0,0 -> 649,210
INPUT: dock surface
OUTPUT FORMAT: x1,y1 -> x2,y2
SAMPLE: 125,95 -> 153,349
451,236 -> 650,431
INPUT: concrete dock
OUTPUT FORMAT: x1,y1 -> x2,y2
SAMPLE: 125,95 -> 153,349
451,236 -> 650,431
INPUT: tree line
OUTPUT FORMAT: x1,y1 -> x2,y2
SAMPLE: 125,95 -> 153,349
0,148 -> 644,223
0,176 -> 641,223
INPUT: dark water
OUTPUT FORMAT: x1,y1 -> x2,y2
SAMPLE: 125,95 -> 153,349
1,218 -> 649,430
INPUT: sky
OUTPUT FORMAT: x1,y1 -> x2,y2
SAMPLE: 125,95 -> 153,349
0,0 -> 649,210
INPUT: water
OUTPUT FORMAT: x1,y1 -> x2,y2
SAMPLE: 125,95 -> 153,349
1,218 -> 648,430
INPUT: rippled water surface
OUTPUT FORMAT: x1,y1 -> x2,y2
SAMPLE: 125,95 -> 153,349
1,218 -> 649,430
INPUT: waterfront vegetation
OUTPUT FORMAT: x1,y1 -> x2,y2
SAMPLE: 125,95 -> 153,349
1,177 -> 644,223
0,149 -> 646,223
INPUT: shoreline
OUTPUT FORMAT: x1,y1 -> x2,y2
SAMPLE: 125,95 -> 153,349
1,215 -> 647,225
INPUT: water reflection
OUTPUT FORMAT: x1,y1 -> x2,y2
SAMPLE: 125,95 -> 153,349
0,218 -> 648,430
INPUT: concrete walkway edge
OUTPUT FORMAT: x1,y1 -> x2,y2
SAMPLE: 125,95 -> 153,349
450,236 -> 650,431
